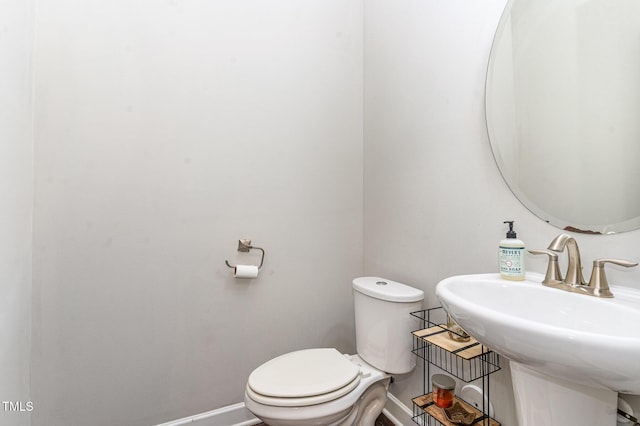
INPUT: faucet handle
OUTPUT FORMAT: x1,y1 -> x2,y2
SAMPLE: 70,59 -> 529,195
587,258 -> 638,298
529,249 -> 563,284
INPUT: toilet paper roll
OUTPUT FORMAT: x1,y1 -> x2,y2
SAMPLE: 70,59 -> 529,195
234,264 -> 259,279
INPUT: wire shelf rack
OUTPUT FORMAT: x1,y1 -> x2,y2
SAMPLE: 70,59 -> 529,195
410,307 -> 501,426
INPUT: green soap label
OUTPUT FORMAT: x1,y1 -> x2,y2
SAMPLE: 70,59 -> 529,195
499,246 -> 524,275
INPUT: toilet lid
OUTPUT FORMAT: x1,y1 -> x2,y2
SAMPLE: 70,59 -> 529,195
247,348 -> 360,400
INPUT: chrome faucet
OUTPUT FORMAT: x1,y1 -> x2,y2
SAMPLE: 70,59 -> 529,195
530,233 -> 638,298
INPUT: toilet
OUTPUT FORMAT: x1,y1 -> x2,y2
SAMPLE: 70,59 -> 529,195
244,277 -> 424,426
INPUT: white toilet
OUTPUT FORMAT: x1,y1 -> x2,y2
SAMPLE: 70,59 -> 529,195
244,277 -> 424,426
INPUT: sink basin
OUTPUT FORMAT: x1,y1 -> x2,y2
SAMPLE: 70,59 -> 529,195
436,273 -> 640,426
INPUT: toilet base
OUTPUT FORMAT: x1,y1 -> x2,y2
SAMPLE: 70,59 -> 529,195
351,381 -> 389,426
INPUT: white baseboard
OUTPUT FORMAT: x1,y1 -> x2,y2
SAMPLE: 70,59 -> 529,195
155,392 -> 413,426
382,392 -> 415,426
155,402 -> 261,426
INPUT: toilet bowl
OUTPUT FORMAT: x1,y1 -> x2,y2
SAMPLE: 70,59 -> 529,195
244,277 -> 424,426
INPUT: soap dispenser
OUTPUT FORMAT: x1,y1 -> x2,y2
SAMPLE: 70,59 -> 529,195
499,220 -> 525,281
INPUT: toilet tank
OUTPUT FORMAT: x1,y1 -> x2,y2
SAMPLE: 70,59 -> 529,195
352,277 -> 424,374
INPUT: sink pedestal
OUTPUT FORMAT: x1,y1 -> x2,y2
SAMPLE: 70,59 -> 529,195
510,362 -> 618,426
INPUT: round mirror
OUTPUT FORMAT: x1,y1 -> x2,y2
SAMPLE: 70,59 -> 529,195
486,0 -> 640,234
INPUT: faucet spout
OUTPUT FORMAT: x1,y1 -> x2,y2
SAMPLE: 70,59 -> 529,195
547,233 -> 587,286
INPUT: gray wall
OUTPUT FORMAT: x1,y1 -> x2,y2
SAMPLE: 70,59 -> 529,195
0,1 -> 34,425
31,1 -> 363,425
363,1 -> 640,425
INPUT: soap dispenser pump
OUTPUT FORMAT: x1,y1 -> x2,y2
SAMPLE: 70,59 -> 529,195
499,220 -> 525,281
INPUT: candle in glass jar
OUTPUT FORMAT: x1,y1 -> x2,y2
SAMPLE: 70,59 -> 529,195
432,374 -> 456,408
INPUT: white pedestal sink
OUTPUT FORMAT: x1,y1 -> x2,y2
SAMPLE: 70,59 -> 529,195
436,272 -> 640,426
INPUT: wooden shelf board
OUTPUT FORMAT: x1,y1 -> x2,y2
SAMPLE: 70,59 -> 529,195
412,393 -> 500,426
412,325 -> 491,360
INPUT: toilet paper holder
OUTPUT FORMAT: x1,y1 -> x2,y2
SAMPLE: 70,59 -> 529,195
225,239 -> 265,270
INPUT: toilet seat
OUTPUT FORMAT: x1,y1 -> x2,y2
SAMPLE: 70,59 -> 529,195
247,348 -> 362,407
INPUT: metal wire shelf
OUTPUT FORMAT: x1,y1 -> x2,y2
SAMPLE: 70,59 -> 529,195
410,307 -> 501,426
